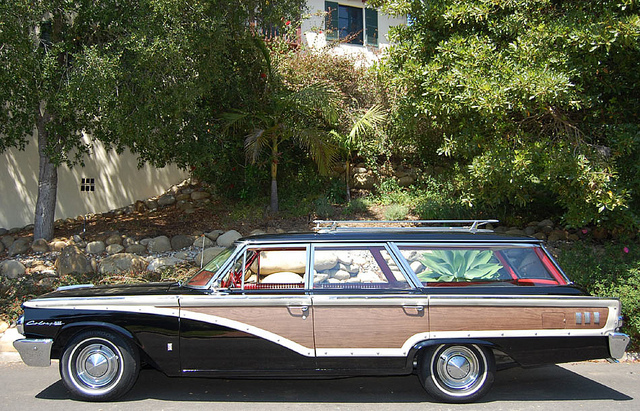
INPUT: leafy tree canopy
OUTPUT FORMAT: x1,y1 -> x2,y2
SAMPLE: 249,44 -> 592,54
371,0 -> 640,226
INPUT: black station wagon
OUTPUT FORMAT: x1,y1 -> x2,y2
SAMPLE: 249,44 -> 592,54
13,220 -> 630,403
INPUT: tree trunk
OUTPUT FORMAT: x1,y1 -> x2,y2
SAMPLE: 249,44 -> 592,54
270,140 -> 279,213
345,160 -> 351,202
33,109 -> 57,241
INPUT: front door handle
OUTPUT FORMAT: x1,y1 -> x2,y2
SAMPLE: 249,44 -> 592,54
288,305 -> 309,319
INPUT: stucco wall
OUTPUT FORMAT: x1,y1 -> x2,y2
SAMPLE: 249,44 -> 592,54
0,134 -> 188,230
301,0 -> 406,60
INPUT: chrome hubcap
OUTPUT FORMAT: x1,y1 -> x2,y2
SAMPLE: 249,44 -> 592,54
434,346 -> 483,392
75,343 -> 120,388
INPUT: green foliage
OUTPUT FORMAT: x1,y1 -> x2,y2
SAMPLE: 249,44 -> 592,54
372,0 -> 640,227
384,204 -> 409,220
314,197 -> 335,219
557,241 -> 640,348
417,250 -> 503,282
343,198 -> 371,215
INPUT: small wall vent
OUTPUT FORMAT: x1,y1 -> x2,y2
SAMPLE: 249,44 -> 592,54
80,177 -> 95,192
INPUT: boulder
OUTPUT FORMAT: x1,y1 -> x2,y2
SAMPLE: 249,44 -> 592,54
144,199 -> 158,210
249,229 -> 267,236
86,241 -> 106,254
172,235 -> 195,251
1,236 -> 15,249
0,260 -> 26,279
148,236 -> 172,253
191,191 -> 211,201
195,247 -> 226,266
106,244 -> 125,254
55,246 -> 93,275
123,237 -> 138,247
216,230 -> 242,247
0,228 -> 7,236
125,244 -> 147,255
548,230 -> 568,242
205,230 -> 224,241
105,234 -> 122,246
0,241 -> 4,253
98,253 -> 147,275
314,253 -> 339,271
157,194 -> 176,207
31,239 -> 50,253
147,257 -> 182,273
50,240 -> 69,252
192,235 -> 214,249
352,173 -> 376,190
8,238 -> 30,256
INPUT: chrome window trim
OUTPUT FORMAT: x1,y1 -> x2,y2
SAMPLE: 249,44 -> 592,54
387,242 -> 422,288
309,242 -> 416,289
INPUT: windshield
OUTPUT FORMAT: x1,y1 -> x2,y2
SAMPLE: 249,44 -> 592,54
185,246 -> 236,287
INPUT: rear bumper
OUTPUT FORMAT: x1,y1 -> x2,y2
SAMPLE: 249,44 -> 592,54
13,339 -> 53,367
608,332 -> 630,360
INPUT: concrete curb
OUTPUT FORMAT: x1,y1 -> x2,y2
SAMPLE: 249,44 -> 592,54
0,327 -> 20,353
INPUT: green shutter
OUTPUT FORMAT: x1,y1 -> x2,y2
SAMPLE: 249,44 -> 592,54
325,1 -> 339,41
365,8 -> 378,46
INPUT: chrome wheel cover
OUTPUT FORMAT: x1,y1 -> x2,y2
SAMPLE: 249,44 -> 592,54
68,338 -> 123,394
431,345 -> 487,397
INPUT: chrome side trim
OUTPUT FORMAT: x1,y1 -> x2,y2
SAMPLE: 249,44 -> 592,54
608,332 -> 630,359
13,339 -> 53,367
56,284 -> 94,291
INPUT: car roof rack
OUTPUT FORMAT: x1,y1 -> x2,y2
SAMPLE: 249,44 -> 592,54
312,219 -> 499,234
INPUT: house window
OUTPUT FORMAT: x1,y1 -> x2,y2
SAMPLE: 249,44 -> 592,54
325,2 -> 378,46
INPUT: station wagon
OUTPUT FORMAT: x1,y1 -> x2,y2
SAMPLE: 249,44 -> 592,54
13,220 -> 630,403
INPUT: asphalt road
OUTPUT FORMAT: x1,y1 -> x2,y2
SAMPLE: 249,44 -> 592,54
0,359 -> 638,411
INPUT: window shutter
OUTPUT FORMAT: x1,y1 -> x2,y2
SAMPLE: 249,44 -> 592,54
365,8 -> 378,46
325,1 -> 339,41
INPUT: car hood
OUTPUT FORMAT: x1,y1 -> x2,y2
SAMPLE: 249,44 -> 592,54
36,282 -> 180,299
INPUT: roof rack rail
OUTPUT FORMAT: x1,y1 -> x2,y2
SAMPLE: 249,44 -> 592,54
312,219 -> 499,233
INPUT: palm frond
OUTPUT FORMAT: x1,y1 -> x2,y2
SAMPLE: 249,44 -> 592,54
346,104 -> 387,147
295,128 -> 339,175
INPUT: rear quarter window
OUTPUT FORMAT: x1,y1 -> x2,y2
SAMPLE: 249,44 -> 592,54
397,245 -> 565,286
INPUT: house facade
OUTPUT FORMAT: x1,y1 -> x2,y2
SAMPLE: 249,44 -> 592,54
301,0 -> 406,61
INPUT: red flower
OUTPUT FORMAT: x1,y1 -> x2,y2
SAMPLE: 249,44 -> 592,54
260,73 -> 267,79
285,20 -> 291,26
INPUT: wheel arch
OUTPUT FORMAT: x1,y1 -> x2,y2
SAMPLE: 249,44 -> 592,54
52,322 -> 138,360
406,339 -> 511,370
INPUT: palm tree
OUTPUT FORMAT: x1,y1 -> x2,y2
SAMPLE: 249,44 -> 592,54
223,83 -> 340,212
330,105 -> 387,201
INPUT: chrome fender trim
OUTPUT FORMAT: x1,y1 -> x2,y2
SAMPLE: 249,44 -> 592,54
13,338 -> 54,367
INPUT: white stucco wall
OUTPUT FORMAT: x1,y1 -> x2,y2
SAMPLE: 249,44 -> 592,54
0,134 -> 188,230
301,0 -> 406,61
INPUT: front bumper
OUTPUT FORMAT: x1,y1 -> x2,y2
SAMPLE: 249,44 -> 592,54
13,339 -> 53,367
608,332 -> 630,360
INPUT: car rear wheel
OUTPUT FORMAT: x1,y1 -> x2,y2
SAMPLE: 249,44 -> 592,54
60,330 -> 140,401
419,344 -> 495,403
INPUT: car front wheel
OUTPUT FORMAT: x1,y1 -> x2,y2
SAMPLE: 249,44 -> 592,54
419,344 -> 495,403
60,330 -> 140,401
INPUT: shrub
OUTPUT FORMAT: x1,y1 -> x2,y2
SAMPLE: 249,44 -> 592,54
343,198 -> 370,215
384,204 -> 409,220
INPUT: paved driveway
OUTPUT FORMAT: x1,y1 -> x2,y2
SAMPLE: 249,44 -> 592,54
0,359 -> 638,410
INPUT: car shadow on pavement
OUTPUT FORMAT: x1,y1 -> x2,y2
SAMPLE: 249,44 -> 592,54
36,364 -> 632,403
